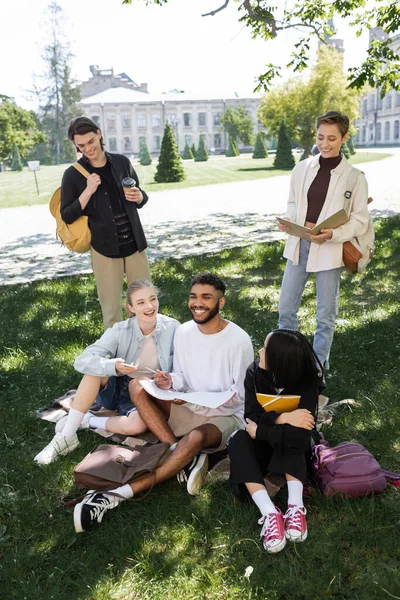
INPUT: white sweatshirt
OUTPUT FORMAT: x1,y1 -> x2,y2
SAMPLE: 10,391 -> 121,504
170,320 -> 254,419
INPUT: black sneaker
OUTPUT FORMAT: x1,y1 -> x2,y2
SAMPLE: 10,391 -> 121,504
73,491 -> 122,533
176,453 -> 209,495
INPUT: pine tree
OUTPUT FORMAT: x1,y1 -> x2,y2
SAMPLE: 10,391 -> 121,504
139,138 -> 152,165
252,131 -> 268,158
11,144 -> 23,171
226,135 -> 240,157
154,122 -> 185,183
347,137 -> 356,155
191,143 -> 196,158
182,142 -> 194,159
194,136 -> 209,162
273,121 -> 295,170
341,142 -> 351,159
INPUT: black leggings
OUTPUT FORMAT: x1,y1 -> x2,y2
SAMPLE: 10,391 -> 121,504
228,429 -> 309,501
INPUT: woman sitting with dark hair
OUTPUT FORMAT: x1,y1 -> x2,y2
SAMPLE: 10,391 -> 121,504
228,329 -> 324,554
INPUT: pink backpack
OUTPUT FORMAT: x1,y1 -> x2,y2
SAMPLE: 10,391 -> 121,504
312,441 -> 400,498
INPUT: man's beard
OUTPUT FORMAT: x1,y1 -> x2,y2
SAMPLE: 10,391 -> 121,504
191,300 -> 220,325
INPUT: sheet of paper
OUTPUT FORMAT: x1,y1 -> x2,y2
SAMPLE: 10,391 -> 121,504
139,379 -> 235,409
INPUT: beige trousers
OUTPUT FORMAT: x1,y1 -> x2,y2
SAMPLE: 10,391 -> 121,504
91,247 -> 151,330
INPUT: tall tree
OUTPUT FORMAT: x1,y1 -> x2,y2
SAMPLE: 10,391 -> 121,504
252,131 -> 268,158
10,144 -> 23,171
155,122 -> 185,183
125,0 -> 400,95
35,2 -> 80,164
194,136 -> 209,162
0,95 -> 45,161
139,138 -> 152,165
258,45 -> 360,160
274,121 -> 295,170
220,106 -> 254,145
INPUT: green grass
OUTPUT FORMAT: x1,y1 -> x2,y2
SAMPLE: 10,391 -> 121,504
0,151 -> 391,209
1,217 -> 400,599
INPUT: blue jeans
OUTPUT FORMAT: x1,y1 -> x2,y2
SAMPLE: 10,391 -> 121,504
278,239 -> 342,369
95,375 -> 136,416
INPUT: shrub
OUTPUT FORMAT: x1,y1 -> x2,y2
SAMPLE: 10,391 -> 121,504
273,121 -> 295,170
194,136 -> 209,162
226,136 -> 240,157
154,122 -> 185,183
252,131 -> 268,159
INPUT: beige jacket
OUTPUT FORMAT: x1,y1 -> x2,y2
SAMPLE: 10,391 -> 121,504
282,155 -> 369,272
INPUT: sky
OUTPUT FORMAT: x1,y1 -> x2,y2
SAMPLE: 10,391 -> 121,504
2,0 -> 371,109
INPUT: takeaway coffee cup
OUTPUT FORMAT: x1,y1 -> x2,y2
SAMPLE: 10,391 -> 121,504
121,177 -> 136,192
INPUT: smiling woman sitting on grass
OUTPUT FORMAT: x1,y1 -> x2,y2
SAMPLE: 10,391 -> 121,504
34,280 -> 180,465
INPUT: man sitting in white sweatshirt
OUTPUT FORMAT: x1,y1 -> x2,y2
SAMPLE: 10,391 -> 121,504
73,272 -> 254,533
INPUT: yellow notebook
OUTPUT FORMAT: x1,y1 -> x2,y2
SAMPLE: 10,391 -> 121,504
256,393 -> 301,413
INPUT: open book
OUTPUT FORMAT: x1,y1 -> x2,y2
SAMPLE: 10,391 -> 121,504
277,209 -> 349,240
256,393 -> 300,413
139,379 -> 234,409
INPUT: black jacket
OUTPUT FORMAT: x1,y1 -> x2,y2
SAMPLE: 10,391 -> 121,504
244,360 -> 323,453
60,152 -> 148,256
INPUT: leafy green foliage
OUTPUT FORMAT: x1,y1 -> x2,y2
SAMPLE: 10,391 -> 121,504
191,143 -> 196,158
220,106 -> 254,145
226,135 -> 240,157
128,0 -> 400,94
347,136 -> 356,155
252,131 -> 268,159
274,121 -> 295,170
0,96 -> 46,161
341,141 -> 351,159
194,136 -> 209,162
139,138 -> 152,165
182,141 -> 194,160
154,122 -> 185,182
10,144 -> 23,171
258,45 -> 360,160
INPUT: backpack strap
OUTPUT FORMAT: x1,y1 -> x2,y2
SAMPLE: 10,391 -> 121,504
381,469 -> 400,485
343,167 -> 362,214
72,162 -> 91,179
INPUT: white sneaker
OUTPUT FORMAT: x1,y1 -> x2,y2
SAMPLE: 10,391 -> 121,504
34,432 -> 80,465
177,453 -> 209,495
55,411 -> 92,434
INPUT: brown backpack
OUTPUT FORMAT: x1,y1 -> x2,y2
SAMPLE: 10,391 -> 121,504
49,163 -> 92,253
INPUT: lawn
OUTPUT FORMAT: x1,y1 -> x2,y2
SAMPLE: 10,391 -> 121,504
0,151 -> 391,209
1,216 -> 400,599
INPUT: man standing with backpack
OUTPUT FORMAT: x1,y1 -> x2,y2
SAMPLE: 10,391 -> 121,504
61,116 -> 151,330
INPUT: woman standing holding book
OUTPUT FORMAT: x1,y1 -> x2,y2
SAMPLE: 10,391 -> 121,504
228,329 -> 324,554
277,111 -> 370,370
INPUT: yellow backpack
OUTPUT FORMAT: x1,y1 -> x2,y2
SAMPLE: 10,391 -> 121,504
49,163 -> 92,253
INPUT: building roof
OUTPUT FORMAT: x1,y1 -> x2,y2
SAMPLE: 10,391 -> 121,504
79,86 -> 262,105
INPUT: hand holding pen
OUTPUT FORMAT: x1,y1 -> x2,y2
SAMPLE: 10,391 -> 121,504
147,367 -> 173,390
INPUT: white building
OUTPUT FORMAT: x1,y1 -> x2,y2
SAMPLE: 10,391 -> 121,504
355,29 -> 400,147
78,85 -> 262,156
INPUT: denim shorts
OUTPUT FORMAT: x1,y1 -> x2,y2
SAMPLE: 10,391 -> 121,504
95,375 -> 136,416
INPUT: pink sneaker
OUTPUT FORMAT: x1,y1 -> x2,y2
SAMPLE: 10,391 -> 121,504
284,505 -> 308,542
258,508 -> 286,553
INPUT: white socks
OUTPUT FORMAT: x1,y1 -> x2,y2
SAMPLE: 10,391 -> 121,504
88,415 -> 109,430
287,480 -> 304,507
62,408 -> 85,438
252,489 -> 278,516
107,484 -> 134,500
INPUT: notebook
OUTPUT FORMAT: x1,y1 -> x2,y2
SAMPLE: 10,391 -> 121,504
256,393 -> 301,413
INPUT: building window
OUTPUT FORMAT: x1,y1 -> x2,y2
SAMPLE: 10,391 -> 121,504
152,113 -> 161,128
123,137 -> 132,151
153,135 -> 161,150
122,114 -> 131,129
92,115 -> 100,126
377,95 -> 383,110
362,99 -> 367,116
213,112 -> 221,126
198,113 -> 206,127
109,137 -> 117,152
369,123 -> 373,141
384,121 -> 390,140
376,123 -> 381,141
183,113 -> 192,127
107,115 -> 116,130
386,94 -> 392,109
368,95 -> 375,110
214,133 -> 222,148
396,93 -> 400,107
394,120 -> 399,140
137,114 -> 146,129
200,133 -> 207,145
167,113 -> 177,126
184,134 -> 192,146
362,126 -> 366,142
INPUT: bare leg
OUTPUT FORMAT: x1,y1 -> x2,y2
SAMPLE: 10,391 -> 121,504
129,424 -> 221,495
103,411 -> 148,435
72,375 -> 109,413
130,379 -> 176,446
